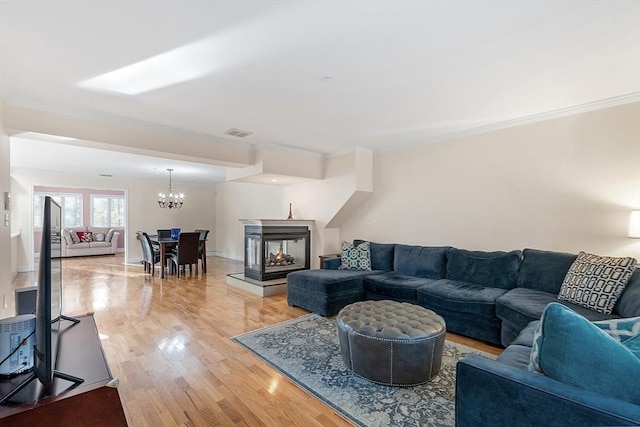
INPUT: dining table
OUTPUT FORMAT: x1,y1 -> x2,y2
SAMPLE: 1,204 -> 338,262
149,235 -> 207,278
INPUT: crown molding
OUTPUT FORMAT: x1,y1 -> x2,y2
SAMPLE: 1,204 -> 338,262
255,142 -> 324,159
380,92 -> 640,154
325,147 -> 373,159
7,92 -> 638,158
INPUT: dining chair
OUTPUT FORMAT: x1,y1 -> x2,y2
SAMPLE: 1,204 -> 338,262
156,228 -> 177,255
136,231 -> 149,272
194,229 -> 210,273
167,232 -> 201,278
137,231 -> 163,275
157,229 -> 172,239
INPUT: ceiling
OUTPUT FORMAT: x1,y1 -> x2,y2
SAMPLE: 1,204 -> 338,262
10,133 -> 227,184
1,1 -> 639,183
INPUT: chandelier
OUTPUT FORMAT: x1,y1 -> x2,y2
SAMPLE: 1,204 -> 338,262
158,168 -> 184,209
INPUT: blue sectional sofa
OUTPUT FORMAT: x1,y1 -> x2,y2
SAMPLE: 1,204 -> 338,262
286,240 -> 640,426
455,304 -> 640,427
287,241 -> 640,347
456,313 -> 640,426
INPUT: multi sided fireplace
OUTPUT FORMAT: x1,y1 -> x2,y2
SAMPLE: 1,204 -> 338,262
241,220 -> 312,281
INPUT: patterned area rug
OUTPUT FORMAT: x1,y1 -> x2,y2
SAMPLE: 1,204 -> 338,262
232,314 -> 494,427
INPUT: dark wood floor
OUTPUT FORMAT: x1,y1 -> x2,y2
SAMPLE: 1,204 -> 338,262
13,254 -> 501,426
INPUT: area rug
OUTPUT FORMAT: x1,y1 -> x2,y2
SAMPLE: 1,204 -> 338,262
232,314 -> 495,427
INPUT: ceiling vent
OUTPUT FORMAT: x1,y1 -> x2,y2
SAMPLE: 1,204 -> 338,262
224,128 -> 253,138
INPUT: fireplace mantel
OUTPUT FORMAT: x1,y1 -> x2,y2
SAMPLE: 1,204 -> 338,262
240,219 -> 315,228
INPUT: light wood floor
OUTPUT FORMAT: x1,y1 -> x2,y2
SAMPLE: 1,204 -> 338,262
13,254 -> 501,426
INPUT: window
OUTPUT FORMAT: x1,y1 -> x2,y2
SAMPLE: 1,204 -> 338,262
34,193 -> 82,228
91,195 -> 125,227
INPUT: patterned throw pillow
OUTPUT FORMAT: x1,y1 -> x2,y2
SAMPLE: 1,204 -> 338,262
557,251 -> 637,314
105,229 -> 115,243
77,231 -> 93,243
593,316 -> 640,357
94,233 -> 106,242
338,241 -> 372,271
70,230 -> 81,244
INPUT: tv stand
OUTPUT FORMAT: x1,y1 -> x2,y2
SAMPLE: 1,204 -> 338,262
0,315 -> 85,405
60,314 -> 81,324
0,314 -> 126,426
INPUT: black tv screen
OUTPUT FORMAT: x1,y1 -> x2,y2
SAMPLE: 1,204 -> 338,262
0,196 -> 81,404
35,196 -> 62,389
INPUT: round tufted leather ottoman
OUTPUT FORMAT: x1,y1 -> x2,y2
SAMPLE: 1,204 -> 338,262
336,300 -> 446,386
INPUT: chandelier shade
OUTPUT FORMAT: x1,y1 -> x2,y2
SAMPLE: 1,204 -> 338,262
158,168 -> 184,209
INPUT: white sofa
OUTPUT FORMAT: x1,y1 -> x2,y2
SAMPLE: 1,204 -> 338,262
61,226 -> 120,257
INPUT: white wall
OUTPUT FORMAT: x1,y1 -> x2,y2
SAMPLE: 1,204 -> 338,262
283,150 -> 372,264
214,181 -> 283,261
337,102 -> 640,259
0,101 -> 13,318
10,169 -> 216,270
217,151 -> 372,267
4,101 -> 638,300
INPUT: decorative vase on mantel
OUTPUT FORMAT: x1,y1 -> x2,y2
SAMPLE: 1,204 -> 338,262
287,203 -> 293,220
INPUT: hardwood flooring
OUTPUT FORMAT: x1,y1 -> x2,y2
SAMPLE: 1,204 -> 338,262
12,254 -> 501,426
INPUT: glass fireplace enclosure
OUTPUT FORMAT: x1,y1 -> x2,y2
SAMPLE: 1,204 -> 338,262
244,226 -> 310,281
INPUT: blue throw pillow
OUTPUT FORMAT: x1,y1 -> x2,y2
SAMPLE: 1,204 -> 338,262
624,334 -> 640,358
528,303 -> 640,405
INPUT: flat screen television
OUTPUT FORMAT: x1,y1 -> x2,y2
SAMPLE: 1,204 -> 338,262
0,196 -> 83,404
34,195 -> 64,388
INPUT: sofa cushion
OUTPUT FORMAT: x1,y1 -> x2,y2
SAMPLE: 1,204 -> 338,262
496,344 -> 531,369
94,233 -> 106,242
62,229 -> 74,246
517,248 -> 577,294
363,272 -> 437,300
68,242 -> 90,249
528,303 -> 640,405
511,320 -> 539,347
496,288 -> 617,332
106,229 -> 115,243
322,257 -> 342,270
338,241 -> 371,271
393,245 -> 449,279
353,240 -> 395,272
89,241 -> 111,248
286,269 -> 378,294
70,230 -> 81,244
446,248 -> 521,289
558,252 -> 637,314
416,279 -> 509,317
615,268 -> 640,317
89,227 -> 110,235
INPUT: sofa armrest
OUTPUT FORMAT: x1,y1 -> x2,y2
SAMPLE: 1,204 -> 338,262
456,354 -> 640,427
111,232 -> 121,251
61,237 -> 69,257
322,256 -> 341,270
